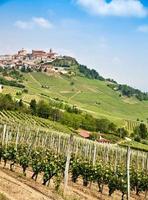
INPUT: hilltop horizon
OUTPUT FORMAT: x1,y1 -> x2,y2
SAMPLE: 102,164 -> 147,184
0,47 -> 147,93
0,0 -> 148,91
0,2 -> 148,199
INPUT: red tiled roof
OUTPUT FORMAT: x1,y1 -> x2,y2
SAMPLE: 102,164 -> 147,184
32,50 -> 46,55
78,130 -> 90,138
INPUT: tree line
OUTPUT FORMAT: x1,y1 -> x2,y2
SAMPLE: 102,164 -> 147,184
0,76 -> 25,88
0,94 -> 122,135
1,93 -> 147,142
78,64 -> 105,80
108,83 -> 148,101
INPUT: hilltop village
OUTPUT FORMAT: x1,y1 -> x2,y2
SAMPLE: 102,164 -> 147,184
0,48 -> 74,75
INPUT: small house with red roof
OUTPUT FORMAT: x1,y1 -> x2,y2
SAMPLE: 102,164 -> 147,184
78,129 -> 90,138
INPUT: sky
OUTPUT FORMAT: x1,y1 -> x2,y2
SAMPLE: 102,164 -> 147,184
0,0 -> 148,91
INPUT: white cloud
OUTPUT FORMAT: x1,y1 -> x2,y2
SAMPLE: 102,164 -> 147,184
32,17 -> 53,29
76,0 -> 148,17
15,20 -> 32,29
137,25 -> 148,33
15,17 -> 53,29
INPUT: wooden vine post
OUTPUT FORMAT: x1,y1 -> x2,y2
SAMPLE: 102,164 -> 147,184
2,124 -> 6,147
127,146 -> 131,200
114,148 -> 118,173
15,124 -> 20,151
63,134 -> 74,194
92,141 -> 97,166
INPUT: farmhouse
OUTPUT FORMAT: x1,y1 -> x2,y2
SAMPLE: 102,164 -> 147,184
78,130 -> 90,138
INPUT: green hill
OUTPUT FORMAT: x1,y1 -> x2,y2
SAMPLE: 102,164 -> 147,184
2,71 -> 148,128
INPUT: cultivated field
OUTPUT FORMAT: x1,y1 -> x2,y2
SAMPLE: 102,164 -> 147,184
2,72 -> 148,127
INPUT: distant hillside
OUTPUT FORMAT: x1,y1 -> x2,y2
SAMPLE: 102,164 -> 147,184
1,71 -> 148,125
1,55 -> 147,101
108,83 -> 148,101
50,57 -> 148,101
1,55 -> 148,128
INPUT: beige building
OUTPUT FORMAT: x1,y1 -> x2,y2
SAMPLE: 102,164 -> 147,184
18,48 -> 27,56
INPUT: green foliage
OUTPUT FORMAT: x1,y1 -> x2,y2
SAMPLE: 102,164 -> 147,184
106,78 -> 117,84
22,89 -> 28,93
133,123 -> 148,140
120,140 -> 148,152
89,132 -> 99,141
96,118 -> 116,133
0,139 -> 148,199
37,100 -> 51,119
9,69 -> 24,81
0,94 -> 28,112
19,153 -> 30,176
16,91 -> 22,96
22,72 -> 148,123
20,66 -> 33,73
117,128 -> 128,138
130,169 -> 148,195
0,94 -> 15,110
30,99 -> 37,115
71,157 -> 82,183
52,56 -> 78,68
0,76 -> 25,88
0,67 -> 24,81
42,152 -> 65,186
0,93 -> 119,135
0,144 -> 65,189
101,133 -> 121,143
108,83 -> 148,101
70,158 -> 148,199
31,149 -> 45,181
78,65 -> 105,80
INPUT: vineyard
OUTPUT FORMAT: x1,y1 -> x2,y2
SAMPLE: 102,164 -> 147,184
0,119 -> 148,200
125,119 -> 148,133
0,110 -> 71,134
1,110 -> 147,134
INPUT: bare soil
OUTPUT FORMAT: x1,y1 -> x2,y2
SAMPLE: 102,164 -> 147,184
0,163 -> 147,200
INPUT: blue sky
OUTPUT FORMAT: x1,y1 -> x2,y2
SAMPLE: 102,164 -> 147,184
0,0 -> 148,91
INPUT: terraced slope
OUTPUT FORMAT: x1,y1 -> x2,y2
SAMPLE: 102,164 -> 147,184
0,110 -> 71,134
2,72 -> 148,126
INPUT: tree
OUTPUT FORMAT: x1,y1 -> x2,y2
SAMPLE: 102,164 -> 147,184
61,112 -> 82,129
117,128 -> 128,138
89,132 -> 99,141
37,100 -> 50,119
82,114 -> 96,131
0,94 -> 15,110
70,81 -> 74,86
18,99 -> 23,107
139,123 -> 148,139
30,99 -> 37,115
96,119 -> 110,133
50,108 -> 62,122
108,123 -> 117,133
134,123 -> 148,139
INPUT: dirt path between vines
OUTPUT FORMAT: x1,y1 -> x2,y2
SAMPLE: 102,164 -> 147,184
0,164 -> 147,200
0,170 -> 52,200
